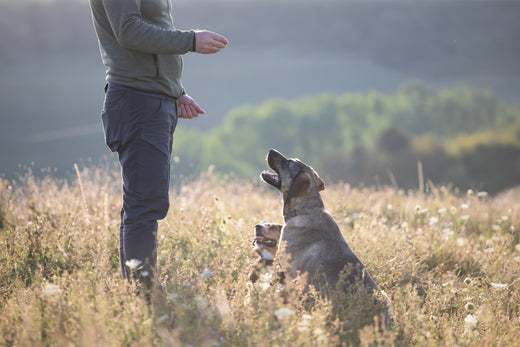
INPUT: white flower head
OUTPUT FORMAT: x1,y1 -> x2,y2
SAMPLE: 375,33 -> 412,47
491,283 -> 508,290
259,272 -> 273,283
464,314 -> 478,336
299,314 -> 313,332
125,259 -> 142,270
274,307 -> 294,321
43,284 -> 62,297
456,237 -> 469,247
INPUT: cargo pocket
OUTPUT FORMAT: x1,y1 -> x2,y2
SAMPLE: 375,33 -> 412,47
101,88 -> 127,152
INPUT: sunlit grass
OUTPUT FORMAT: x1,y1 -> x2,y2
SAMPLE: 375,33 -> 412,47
0,165 -> 519,346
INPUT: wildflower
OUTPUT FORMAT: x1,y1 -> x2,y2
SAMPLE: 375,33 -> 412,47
464,314 -> 478,336
467,189 -> 474,197
464,277 -> 473,285
43,284 -> 62,297
415,205 -> 428,215
477,191 -> 488,198
456,237 -> 468,247
255,282 -> 270,292
484,248 -> 494,253
460,215 -> 470,221
299,314 -> 313,332
461,203 -> 469,210
274,307 -> 294,321
442,228 -> 454,238
259,272 -> 273,283
141,271 -> 149,277
465,302 -> 475,311
125,259 -> 142,270
437,207 -> 447,214
491,283 -> 507,290
314,328 -> 329,346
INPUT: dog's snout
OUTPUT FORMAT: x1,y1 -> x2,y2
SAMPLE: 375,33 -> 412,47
254,224 -> 263,232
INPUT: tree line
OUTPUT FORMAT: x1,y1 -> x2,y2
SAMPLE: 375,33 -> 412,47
172,80 -> 520,194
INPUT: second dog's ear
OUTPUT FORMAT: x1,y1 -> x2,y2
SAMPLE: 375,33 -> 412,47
288,172 -> 310,198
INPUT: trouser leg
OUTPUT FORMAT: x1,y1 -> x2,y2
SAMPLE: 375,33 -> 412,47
101,84 -> 177,286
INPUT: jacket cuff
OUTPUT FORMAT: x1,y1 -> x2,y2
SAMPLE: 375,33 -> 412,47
191,31 -> 196,52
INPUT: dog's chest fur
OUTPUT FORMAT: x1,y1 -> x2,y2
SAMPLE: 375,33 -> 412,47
280,212 -> 358,278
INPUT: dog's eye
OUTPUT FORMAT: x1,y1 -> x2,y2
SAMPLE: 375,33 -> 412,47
289,162 -> 302,177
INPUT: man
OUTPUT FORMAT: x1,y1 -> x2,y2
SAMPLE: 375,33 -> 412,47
89,0 -> 228,289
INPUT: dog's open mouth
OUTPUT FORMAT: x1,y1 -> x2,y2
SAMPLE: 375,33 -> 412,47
261,171 -> 281,189
253,236 -> 277,248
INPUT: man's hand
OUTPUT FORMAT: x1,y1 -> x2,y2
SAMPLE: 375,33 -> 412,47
194,30 -> 229,54
177,94 -> 205,119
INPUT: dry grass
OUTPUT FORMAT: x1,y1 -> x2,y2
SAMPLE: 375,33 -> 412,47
0,164 -> 519,346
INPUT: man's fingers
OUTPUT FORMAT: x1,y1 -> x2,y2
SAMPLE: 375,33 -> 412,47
190,100 -> 205,115
186,105 -> 196,119
178,104 -> 187,119
210,32 -> 229,45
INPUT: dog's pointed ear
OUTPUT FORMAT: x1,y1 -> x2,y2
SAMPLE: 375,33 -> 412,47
288,171 -> 311,198
317,177 -> 325,191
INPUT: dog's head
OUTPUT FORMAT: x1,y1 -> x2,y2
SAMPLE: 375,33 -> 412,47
261,149 -> 325,215
252,223 -> 282,260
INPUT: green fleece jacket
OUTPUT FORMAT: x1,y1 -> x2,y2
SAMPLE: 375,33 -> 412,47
89,0 -> 195,98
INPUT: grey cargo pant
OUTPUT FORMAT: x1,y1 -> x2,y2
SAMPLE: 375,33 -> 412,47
102,83 -> 178,286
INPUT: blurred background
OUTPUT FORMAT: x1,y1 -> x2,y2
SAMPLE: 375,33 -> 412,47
1,0 -> 519,194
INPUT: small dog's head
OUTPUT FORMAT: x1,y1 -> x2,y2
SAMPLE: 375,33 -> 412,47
261,149 -> 325,214
252,223 -> 282,261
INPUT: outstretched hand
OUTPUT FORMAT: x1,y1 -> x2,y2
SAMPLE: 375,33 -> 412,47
177,94 -> 205,119
194,30 -> 229,54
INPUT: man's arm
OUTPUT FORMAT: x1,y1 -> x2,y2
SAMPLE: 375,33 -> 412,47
102,0 -> 194,55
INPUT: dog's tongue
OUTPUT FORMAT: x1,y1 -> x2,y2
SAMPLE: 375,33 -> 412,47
253,236 -> 265,242
261,171 -> 280,185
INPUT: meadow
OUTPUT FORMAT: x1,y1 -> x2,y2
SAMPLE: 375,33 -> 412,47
0,163 -> 519,346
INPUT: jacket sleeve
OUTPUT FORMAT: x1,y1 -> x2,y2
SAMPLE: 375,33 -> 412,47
101,0 -> 195,55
